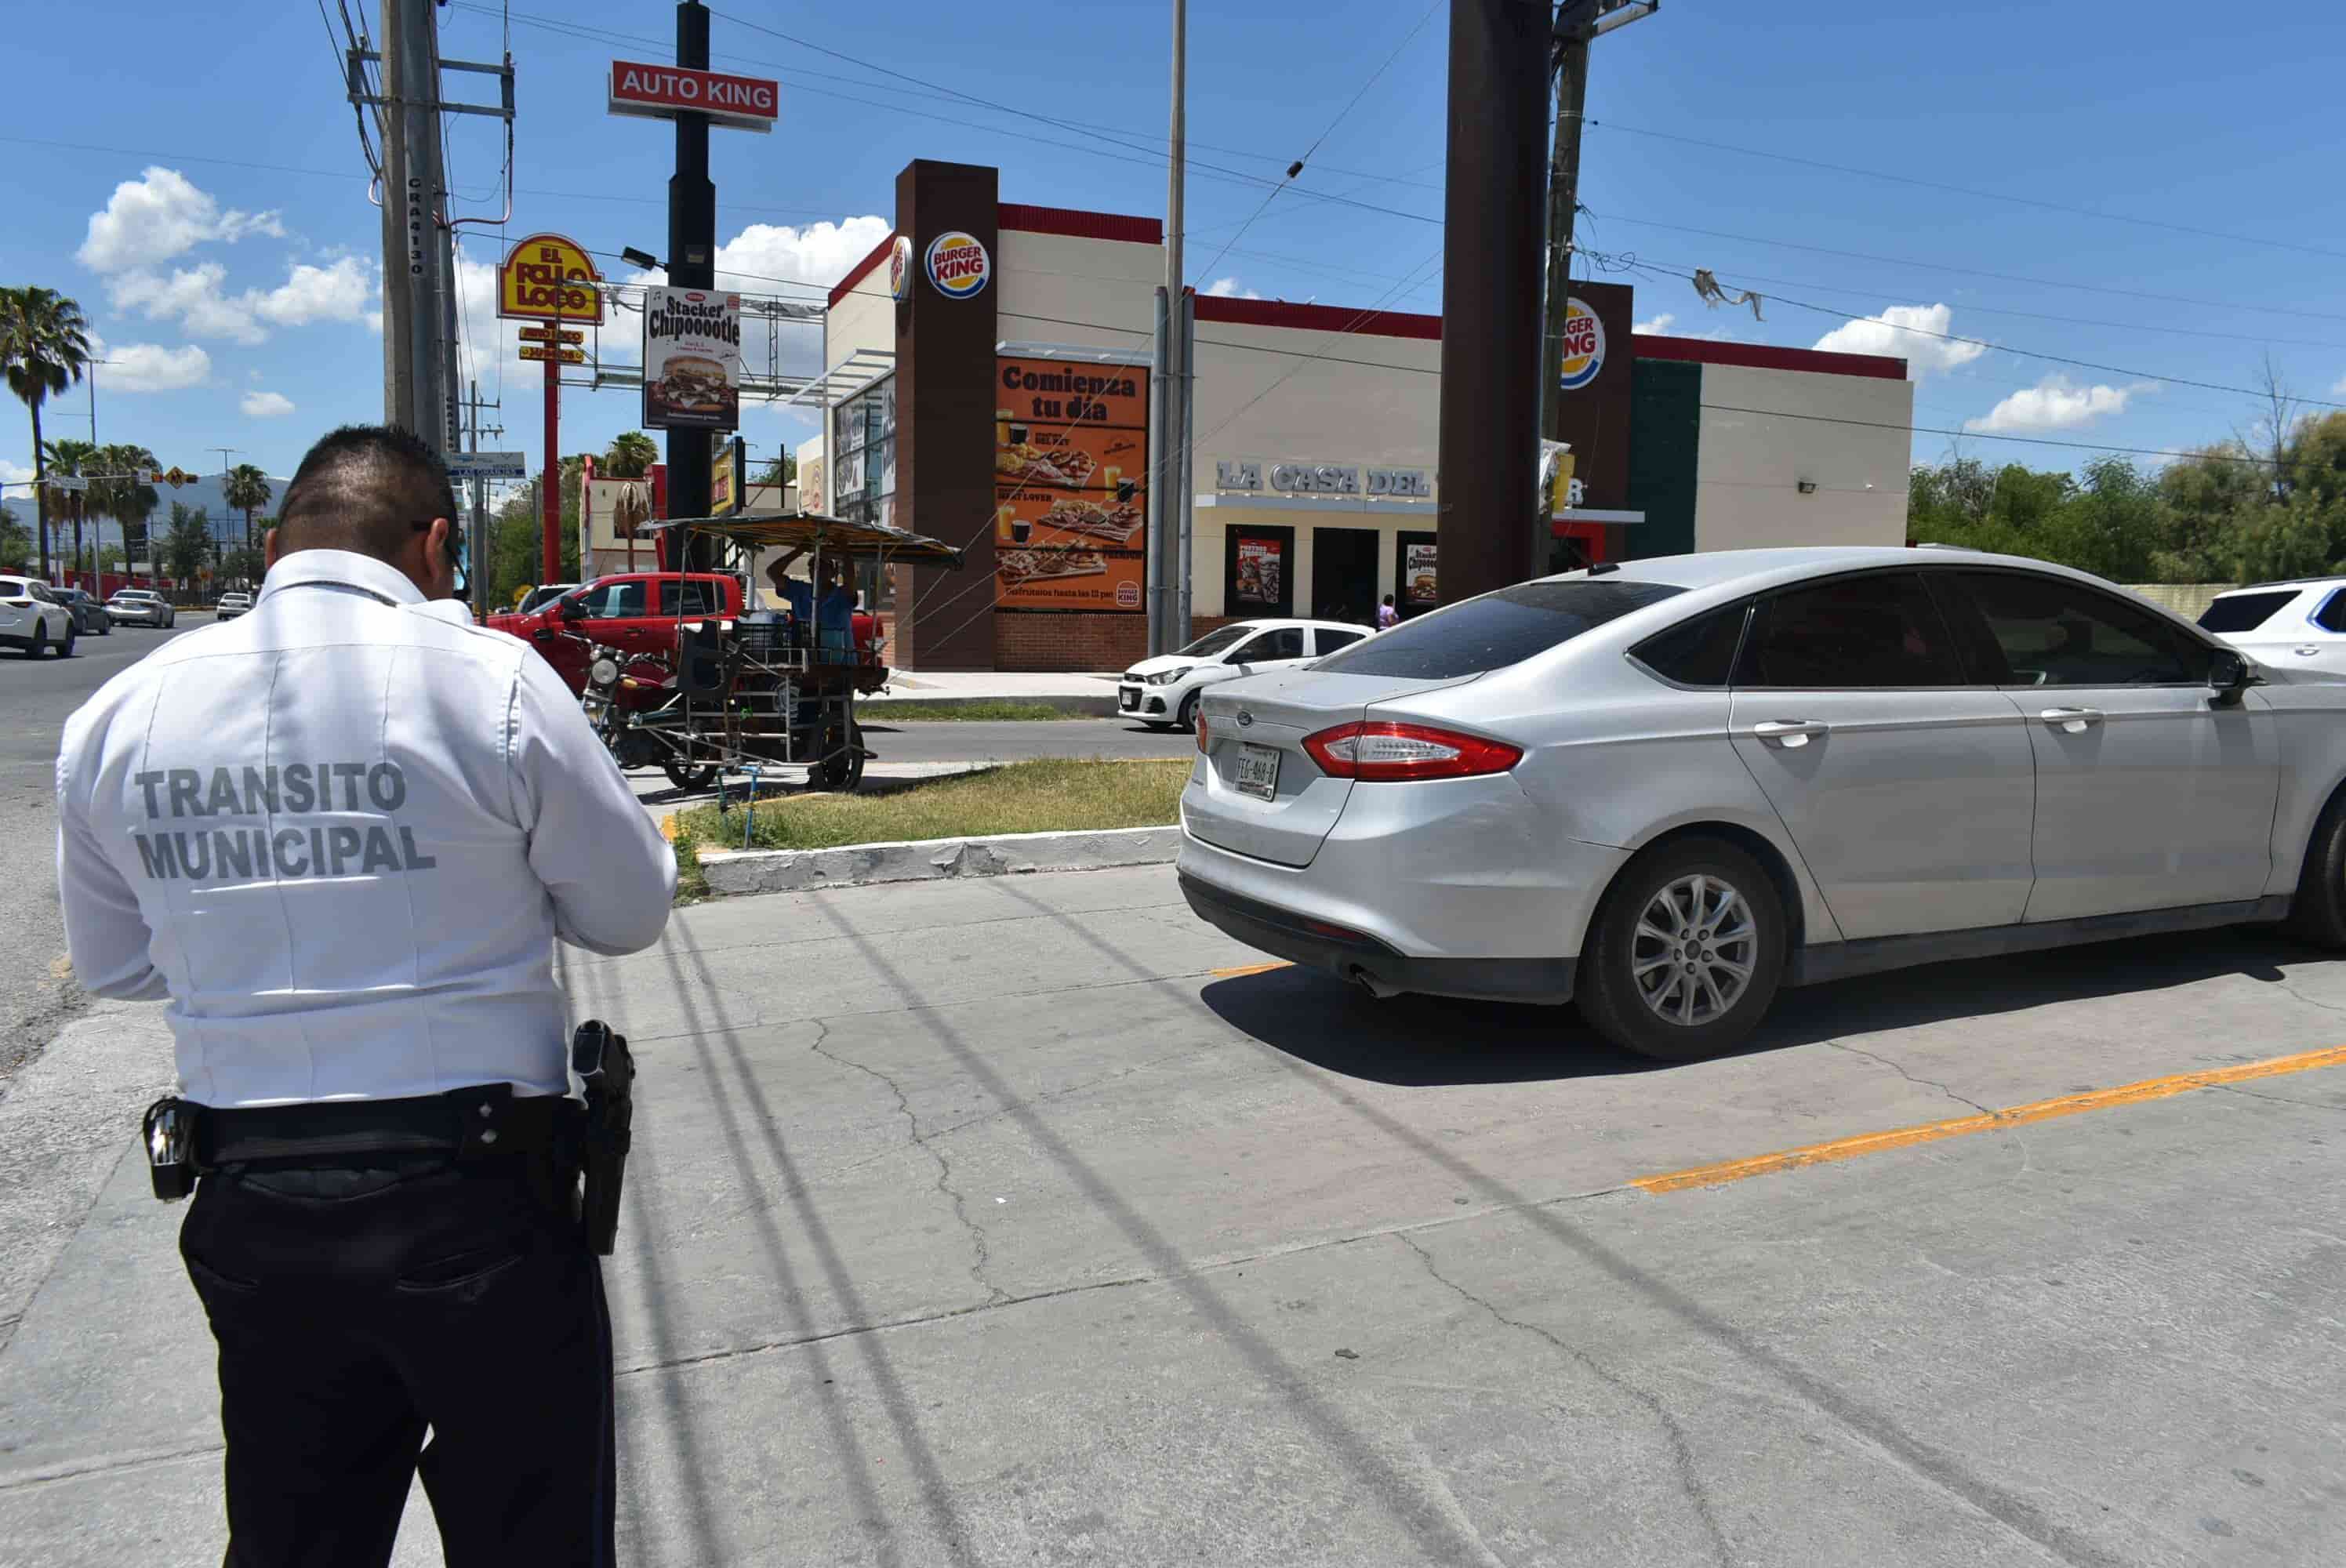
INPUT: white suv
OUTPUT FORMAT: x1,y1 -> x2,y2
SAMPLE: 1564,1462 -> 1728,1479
106,588 -> 176,629
215,591 -> 254,621
2198,579 -> 2346,677
2,576 -> 76,657
1118,618 -> 1374,730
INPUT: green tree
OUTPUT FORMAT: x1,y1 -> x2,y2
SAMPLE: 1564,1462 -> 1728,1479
0,287 -> 93,580
162,502 -> 213,595
92,444 -> 160,571
754,452 -> 796,488
0,503 -> 28,571
219,545 -> 265,588
44,435 -> 99,591
601,431 -> 658,477
488,459 -> 584,608
222,463 -> 273,556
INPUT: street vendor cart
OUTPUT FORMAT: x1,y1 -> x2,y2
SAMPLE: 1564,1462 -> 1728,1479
595,509 -> 962,793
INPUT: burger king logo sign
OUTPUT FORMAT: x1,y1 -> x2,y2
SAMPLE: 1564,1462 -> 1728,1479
1556,296 -> 1605,392
924,230 -> 990,299
887,235 -> 913,303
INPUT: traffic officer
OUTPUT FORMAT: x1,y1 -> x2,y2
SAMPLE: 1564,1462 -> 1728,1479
55,424 -> 677,1566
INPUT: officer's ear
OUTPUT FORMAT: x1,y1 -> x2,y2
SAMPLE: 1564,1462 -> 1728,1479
263,528 -> 281,571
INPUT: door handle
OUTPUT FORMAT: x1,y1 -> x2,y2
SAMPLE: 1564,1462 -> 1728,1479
1752,719 -> 1829,748
2294,645 -> 2320,658
2039,706 -> 2104,733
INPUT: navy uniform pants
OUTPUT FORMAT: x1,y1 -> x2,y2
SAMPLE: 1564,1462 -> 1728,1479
179,1154 -> 614,1567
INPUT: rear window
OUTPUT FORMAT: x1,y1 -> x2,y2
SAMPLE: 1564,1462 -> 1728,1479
2199,590 -> 2298,633
1311,579 -> 1685,680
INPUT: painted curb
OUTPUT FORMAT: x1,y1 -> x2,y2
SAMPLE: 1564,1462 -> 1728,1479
698,824 -> 1181,896
865,692 -> 1120,717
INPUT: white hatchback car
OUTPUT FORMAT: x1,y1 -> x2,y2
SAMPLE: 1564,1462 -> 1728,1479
1180,547 -> 2346,1060
2,576 -> 76,657
1118,618 -> 1374,730
2198,579 -> 2346,676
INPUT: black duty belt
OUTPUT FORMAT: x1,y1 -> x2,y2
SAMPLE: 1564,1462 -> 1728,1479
184,1083 -> 576,1171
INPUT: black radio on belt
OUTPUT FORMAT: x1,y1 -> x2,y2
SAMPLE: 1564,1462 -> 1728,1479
571,1021 -> 635,1256
143,1097 -> 199,1201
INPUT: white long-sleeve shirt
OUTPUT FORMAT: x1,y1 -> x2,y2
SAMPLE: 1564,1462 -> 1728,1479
55,549 -> 677,1108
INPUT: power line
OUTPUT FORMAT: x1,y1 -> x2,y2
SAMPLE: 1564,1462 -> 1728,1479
1586,119 -> 2346,265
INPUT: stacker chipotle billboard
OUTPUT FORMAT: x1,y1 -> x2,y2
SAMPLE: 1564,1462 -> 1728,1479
993,354 -> 1148,612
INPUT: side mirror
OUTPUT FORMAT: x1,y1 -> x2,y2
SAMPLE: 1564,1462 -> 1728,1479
2209,648 -> 2253,706
558,597 -> 586,623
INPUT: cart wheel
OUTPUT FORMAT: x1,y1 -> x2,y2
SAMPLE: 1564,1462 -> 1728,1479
663,762 -> 721,793
811,720 -> 865,793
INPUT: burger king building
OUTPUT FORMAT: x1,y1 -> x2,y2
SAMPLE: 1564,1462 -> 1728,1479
796,159 -> 1914,672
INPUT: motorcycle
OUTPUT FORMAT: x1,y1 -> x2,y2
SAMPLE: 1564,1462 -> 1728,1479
570,636 -> 707,786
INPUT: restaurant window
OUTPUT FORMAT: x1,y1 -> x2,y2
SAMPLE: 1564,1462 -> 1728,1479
1224,525 -> 1294,619
831,376 -> 897,612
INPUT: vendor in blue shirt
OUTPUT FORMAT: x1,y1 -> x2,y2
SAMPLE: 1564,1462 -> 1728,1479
757,549 -> 856,660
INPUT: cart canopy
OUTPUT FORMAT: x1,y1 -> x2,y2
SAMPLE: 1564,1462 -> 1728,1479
638,510 -> 964,566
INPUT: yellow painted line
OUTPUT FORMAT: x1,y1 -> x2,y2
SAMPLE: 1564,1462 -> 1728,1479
1634,1044 -> 2346,1195
1211,960 -> 1294,979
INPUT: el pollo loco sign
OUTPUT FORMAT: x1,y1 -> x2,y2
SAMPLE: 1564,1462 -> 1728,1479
497,233 -> 604,325
608,60 -> 779,132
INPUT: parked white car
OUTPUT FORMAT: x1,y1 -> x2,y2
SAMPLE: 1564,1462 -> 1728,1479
2,576 -> 77,657
1180,547 -> 2346,1061
2198,578 -> 2346,676
214,591 -> 254,621
106,588 -> 176,629
1118,618 -> 1374,730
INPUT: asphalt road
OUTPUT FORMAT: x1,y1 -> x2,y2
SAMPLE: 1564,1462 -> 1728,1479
6,864 -> 2345,1563
0,620 -> 202,1087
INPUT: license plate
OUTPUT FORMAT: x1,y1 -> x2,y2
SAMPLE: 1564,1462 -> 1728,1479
1234,742 -> 1280,801
1119,688 -> 1138,710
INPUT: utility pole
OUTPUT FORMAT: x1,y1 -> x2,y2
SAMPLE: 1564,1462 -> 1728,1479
371,0 -> 451,453
457,379 -> 501,615
666,0 -> 717,569
1538,1 -> 1656,451
1150,0 -> 1188,656
209,446 -> 241,588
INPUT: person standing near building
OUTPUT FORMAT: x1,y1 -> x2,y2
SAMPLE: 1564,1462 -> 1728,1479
1377,593 -> 1400,630
54,425 -> 677,1566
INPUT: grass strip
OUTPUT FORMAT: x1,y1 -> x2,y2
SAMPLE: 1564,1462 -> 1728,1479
857,699 -> 1093,722
676,757 -> 1189,855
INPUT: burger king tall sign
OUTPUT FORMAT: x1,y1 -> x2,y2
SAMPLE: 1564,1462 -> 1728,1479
1556,296 -> 1606,392
924,231 -> 990,299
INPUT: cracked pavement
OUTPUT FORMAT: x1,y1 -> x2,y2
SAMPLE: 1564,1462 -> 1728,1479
5,865 -> 2346,1565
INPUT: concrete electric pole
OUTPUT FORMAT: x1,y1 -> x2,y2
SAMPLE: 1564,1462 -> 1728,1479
1150,0 -> 1188,657
373,0 -> 451,453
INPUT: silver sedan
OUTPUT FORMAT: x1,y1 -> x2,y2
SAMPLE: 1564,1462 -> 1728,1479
1178,546 -> 2346,1060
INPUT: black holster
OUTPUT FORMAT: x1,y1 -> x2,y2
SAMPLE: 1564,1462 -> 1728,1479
571,1021 -> 635,1256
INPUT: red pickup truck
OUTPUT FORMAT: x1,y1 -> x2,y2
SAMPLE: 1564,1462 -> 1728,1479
489,571 -> 884,692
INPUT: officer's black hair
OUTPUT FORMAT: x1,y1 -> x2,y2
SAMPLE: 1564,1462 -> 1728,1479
274,425 -> 459,564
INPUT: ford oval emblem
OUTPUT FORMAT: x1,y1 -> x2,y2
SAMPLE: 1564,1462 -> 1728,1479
1236,709 -> 1255,728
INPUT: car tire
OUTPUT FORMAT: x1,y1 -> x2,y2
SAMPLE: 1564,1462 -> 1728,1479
1576,837 -> 1786,1062
1175,690 -> 1200,734
24,622 -> 45,659
56,624 -> 75,658
2286,786 -> 2346,948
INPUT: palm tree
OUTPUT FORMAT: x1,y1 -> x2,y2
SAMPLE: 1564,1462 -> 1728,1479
0,289 -> 93,581
223,463 -> 272,581
44,436 -> 98,590
601,430 -> 659,477
93,444 -> 159,576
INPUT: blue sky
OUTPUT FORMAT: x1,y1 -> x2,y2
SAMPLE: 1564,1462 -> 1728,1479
5,0 -> 2343,517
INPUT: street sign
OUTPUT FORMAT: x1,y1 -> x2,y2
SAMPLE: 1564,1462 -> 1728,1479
45,476 -> 89,492
163,467 -> 194,488
517,326 -> 585,344
607,60 -> 778,132
445,451 -> 530,480
135,467 -> 155,485
518,345 -> 586,365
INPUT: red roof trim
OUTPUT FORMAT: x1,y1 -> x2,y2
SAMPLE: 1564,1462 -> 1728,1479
1634,334 -> 1906,381
829,230 -> 897,307
1192,293 -> 1443,342
998,203 -> 1163,245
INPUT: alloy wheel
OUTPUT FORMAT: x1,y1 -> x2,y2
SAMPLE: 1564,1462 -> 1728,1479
1631,873 -> 1759,1027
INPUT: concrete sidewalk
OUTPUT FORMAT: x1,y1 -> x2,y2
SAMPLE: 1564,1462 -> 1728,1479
880,668 -> 1123,714
5,866 -> 2346,1564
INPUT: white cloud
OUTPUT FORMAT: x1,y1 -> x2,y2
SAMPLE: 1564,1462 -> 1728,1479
1632,313 -> 1675,335
1810,302 -> 1985,377
1,459 -> 35,487
2333,372 -> 2346,397
94,339 -> 212,394
622,216 -> 892,296
1205,277 -> 1263,300
107,254 -> 376,345
78,167 -> 284,273
241,390 -> 296,419
1963,375 -> 2155,434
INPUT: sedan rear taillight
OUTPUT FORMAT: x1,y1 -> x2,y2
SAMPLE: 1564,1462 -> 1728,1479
1196,709 -> 1209,753
1302,721 -> 1522,782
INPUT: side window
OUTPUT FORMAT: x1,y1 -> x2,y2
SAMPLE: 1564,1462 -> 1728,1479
1314,629 -> 1365,655
579,581 -> 646,620
1632,601 -> 1749,688
2315,592 -> 2346,634
1235,627 -> 1305,662
659,580 -> 719,617
1739,573 -> 1964,688
1952,571 -> 2205,687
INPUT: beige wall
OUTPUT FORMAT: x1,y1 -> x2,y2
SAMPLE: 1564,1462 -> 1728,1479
1692,364 -> 1911,552
997,229 -> 1160,354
